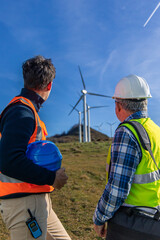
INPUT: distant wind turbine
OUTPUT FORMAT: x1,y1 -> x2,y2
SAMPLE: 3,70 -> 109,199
69,66 -> 111,142
106,122 -> 117,138
87,105 -> 109,142
144,2 -> 160,27
94,122 -> 104,131
69,105 -> 82,143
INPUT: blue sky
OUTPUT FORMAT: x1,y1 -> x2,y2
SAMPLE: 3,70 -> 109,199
0,0 -> 160,137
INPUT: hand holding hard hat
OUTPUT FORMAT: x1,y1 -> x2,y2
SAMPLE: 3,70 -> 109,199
53,167 -> 68,190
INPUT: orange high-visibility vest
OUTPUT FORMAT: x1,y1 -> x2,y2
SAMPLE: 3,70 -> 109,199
0,96 -> 54,198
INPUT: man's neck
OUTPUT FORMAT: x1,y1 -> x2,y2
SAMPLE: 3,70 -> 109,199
27,88 -> 48,101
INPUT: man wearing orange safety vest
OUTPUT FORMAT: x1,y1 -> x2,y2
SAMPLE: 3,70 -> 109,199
93,75 -> 160,240
0,56 -> 71,240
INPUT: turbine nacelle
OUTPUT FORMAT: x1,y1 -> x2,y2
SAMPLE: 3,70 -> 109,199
81,89 -> 87,94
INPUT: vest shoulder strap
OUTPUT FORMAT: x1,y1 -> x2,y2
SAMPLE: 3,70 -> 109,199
120,121 -> 150,150
120,120 -> 159,171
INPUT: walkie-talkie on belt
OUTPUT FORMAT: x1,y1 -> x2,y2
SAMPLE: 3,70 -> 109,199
26,209 -> 42,239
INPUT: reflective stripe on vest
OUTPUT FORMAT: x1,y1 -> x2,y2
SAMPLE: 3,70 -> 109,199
0,173 -> 23,183
133,170 -> 160,184
0,96 -> 53,198
106,148 -> 160,184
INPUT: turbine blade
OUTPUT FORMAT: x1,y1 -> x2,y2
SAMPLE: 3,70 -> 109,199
100,122 -> 103,127
69,104 -> 79,113
68,95 -> 83,115
94,122 -> 103,128
87,92 -> 112,98
90,105 -> 109,109
106,121 -> 117,126
144,2 -> 160,27
78,65 -> 86,89
112,121 -> 117,125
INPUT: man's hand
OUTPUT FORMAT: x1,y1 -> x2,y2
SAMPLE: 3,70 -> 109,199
94,223 -> 107,238
53,167 -> 68,190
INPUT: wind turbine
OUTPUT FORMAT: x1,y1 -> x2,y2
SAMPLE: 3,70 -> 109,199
94,122 -> 104,131
69,105 -> 82,143
144,2 -> 160,27
87,105 -> 109,142
69,66 -> 111,142
106,121 -> 117,138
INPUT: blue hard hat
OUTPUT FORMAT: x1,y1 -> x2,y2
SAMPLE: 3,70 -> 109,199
26,140 -> 62,171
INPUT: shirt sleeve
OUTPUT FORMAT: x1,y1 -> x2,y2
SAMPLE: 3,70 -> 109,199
0,104 -> 56,185
93,126 -> 142,225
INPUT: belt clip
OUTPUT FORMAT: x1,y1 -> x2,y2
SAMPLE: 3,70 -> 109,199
154,210 -> 160,221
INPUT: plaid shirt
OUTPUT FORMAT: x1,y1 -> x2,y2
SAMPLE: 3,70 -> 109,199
93,111 -> 148,225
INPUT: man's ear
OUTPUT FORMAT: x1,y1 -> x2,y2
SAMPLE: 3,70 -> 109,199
47,82 -> 52,91
116,102 -> 121,112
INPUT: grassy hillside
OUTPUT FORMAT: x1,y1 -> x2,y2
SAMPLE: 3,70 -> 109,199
0,141 -> 111,240
48,124 -> 110,143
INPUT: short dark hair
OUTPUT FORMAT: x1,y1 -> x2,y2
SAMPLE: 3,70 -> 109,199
22,55 -> 56,90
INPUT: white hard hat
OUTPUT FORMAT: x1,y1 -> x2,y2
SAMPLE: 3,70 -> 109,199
112,74 -> 152,99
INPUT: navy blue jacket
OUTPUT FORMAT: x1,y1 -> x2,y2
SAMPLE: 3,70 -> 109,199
0,88 -> 56,198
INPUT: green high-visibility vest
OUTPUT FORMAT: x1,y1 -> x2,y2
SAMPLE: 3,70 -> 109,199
106,118 -> 160,208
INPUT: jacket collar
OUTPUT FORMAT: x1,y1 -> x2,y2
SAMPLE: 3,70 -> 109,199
18,88 -> 44,112
126,111 -> 148,121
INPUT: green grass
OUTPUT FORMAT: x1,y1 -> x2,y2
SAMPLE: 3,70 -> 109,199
0,141 -> 111,240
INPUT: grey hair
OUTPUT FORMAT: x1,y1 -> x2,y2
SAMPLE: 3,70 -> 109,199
116,99 -> 148,112
22,55 -> 56,90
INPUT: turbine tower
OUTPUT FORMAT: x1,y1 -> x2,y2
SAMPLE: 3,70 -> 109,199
69,105 -> 82,143
69,66 -> 111,142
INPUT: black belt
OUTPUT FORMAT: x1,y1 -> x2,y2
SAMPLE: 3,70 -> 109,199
119,206 -> 160,221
